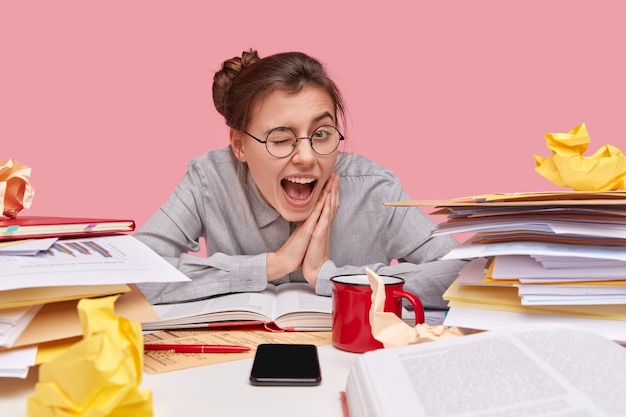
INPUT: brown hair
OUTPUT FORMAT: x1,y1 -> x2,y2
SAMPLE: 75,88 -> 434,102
212,49 -> 347,133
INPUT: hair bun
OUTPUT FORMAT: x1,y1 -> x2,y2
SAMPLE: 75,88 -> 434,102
213,49 -> 260,118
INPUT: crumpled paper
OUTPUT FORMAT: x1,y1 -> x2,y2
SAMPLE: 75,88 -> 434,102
534,123 -> 626,191
366,268 -> 464,348
27,295 -> 153,417
0,158 -> 34,218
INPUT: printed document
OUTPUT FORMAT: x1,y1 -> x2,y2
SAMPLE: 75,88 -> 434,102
0,235 -> 190,291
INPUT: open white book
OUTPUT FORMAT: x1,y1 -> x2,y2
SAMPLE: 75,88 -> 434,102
343,323 -> 626,417
141,282 -> 332,331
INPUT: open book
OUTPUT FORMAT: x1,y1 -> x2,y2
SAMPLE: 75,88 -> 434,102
343,324 -> 626,417
141,282 -> 332,331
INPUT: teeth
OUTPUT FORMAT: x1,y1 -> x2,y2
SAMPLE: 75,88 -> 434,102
285,177 -> 315,184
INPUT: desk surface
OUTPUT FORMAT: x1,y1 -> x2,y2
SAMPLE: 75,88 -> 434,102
0,344 -> 359,417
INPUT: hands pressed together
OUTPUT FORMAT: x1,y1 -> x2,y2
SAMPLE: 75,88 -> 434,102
266,173 -> 340,288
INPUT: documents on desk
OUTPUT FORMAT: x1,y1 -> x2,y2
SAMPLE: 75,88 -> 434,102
143,327 -> 332,374
0,233 -> 189,379
14,284 -> 157,348
0,234 -> 187,345
443,258 -> 626,342
387,191 -> 626,342
0,285 -> 158,378
342,323 -> 626,417
0,235 -> 191,290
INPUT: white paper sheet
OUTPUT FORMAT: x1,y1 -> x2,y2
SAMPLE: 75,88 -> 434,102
444,306 -> 626,343
0,305 -> 42,348
0,345 -> 37,379
0,238 -> 57,256
0,235 -> 190,291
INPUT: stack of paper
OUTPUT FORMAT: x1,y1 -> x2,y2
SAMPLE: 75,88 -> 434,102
387,191 -> 626,342
0,218 -> 191,378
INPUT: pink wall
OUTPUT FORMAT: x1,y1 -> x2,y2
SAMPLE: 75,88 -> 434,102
2,1 -> 625,228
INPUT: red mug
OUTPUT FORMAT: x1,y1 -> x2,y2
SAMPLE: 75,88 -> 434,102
331,274 -> 425,353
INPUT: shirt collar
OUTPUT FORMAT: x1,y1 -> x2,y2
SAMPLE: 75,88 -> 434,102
245,170 -> 283,228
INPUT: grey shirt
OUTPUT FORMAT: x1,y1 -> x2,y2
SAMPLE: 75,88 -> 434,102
135,147 -> 466,309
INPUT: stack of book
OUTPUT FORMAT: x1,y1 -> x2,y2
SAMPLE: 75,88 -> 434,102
387,191 -> 626,342
0,215 -> 190,378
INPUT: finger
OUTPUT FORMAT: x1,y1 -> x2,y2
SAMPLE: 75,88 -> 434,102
316,190 -> 337,231
330,173 -> 339,211
322,174 -> 340,219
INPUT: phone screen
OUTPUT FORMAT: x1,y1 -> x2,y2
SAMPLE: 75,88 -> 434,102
249,343 -> 321,386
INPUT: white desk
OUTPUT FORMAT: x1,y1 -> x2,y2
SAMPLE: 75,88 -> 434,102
0,344 -> 360,416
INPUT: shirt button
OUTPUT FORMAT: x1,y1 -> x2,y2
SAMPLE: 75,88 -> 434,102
245,280 -> 253,288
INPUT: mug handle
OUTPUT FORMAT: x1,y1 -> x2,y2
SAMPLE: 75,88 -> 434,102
392,289 -> 425,325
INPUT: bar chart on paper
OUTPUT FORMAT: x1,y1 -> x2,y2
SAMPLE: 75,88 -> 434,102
0,235 -> 191,291
0,236 -> 137,280
46,240 -> 114,258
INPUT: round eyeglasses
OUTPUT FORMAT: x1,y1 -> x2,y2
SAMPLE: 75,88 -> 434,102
244,125 -> 345,158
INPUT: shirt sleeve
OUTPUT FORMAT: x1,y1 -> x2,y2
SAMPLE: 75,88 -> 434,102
134,155 -> 269,304
136,250 -> 268,304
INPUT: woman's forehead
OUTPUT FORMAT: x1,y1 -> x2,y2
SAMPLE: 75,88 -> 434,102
251,87 -> 335,130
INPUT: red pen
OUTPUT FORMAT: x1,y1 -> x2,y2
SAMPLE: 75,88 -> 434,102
143,343 -> 251,353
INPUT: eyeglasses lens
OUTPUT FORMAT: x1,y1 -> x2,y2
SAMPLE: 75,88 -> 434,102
266,126 -> 341,157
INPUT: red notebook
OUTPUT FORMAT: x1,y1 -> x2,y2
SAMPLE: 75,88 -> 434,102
0,216 -> 136,241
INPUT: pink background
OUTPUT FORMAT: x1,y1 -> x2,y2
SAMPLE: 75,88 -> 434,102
2,1 -> 625,229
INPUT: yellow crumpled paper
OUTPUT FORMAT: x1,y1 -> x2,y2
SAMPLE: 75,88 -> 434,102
366,267 -> 464,348
0,158 -> 35,218
27,295 -> 153,417
534,123 -> 626,191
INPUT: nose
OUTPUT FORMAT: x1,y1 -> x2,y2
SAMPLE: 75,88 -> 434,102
290,138 -> 317,164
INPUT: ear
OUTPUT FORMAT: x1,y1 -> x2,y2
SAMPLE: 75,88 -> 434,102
230,128 -> 247,162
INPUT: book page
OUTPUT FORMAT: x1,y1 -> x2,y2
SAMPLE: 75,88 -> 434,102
144,288 -> 280,328
272,283 -> 332,329
347,324 -> 626,417
143,283 -> 332,331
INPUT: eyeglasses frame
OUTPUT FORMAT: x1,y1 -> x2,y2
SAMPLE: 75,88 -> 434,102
244,125 -> 345,158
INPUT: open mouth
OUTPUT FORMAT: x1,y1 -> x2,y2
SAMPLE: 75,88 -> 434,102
281,177 -> 317,205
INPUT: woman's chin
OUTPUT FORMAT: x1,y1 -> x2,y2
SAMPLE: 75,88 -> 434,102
278,204 -> 314,223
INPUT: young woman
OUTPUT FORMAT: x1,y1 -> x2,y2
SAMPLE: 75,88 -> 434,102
135,50 -> 466,309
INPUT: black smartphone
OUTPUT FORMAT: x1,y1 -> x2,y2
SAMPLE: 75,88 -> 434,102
249,343 -> 321,386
